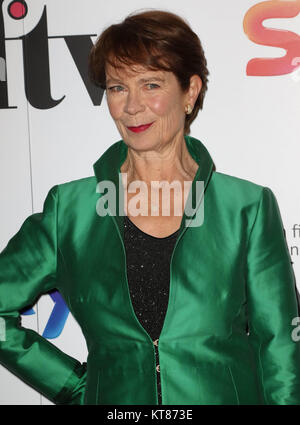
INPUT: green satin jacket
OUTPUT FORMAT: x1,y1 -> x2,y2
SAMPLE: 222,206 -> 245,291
1,135 -> 300,405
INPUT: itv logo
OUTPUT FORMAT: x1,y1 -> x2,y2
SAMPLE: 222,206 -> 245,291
0,0 -> 103,109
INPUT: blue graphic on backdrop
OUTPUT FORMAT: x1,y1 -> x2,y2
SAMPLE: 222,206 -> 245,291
21,290 -> 70,339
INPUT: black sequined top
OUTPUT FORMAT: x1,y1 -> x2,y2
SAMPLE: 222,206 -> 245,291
123,215 -> 180,405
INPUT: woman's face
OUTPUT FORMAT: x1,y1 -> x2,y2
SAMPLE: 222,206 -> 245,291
105,63 -> 190,151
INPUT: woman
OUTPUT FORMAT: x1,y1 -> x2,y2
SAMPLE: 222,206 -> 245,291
0,10 -> 300,405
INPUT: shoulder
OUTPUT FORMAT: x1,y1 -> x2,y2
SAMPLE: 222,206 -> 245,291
53,176 -> 98,202
208,171 -> 276,216
210,171 -> 265,201
207,172 -> 281,237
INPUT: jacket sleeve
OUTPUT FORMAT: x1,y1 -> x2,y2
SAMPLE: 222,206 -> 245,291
0,185 -> 87,405
246,186 -> 300,405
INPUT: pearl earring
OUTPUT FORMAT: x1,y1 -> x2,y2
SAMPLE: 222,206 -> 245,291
185,104 -> 192,115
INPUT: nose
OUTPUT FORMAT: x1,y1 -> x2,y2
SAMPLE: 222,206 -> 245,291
124,89 -> 145,115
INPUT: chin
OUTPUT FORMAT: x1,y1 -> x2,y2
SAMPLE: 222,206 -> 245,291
123,135 -> 157,149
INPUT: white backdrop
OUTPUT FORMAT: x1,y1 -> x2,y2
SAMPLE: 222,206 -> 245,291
0,0 -> 299,404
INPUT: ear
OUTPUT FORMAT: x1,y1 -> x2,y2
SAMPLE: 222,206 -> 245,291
186,75 -> 202,107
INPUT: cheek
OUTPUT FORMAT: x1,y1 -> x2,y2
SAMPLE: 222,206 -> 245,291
149,95 -> 173,116
150,94 -> 183,117
107,98 -> 123,120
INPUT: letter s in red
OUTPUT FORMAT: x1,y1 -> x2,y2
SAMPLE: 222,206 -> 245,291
243,0 -> 300,76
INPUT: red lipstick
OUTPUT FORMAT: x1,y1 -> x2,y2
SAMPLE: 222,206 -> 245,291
127,122 -> 154,133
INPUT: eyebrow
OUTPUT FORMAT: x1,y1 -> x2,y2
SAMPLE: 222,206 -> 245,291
138,77 -> 165,83
106,76 -> 165,85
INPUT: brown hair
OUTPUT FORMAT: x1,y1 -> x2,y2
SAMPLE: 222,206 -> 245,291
89,10 -> 209,134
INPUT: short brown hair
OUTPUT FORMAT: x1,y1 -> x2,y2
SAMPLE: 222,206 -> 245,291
89,10 -> 209,134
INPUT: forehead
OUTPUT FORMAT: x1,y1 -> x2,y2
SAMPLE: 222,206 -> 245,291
105,62 -> 166,81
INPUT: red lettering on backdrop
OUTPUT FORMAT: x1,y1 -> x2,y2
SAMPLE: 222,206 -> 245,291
243,0 -> 300,76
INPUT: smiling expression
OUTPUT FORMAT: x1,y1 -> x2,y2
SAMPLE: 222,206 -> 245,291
105,63 -> 191,151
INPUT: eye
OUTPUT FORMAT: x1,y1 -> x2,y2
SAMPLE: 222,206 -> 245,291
107,85 -> 124,93
146,83 -> 160,90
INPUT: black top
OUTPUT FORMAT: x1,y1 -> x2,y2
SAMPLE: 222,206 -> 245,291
123,215 -> 180,340
123,215 -> 180,405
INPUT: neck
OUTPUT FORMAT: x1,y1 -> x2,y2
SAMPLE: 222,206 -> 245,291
120,134 -> 199,188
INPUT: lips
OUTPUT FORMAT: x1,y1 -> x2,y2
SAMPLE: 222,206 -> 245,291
127,122 -> 154,133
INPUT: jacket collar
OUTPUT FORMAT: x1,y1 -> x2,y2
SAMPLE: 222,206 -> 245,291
93,135 -> 215,239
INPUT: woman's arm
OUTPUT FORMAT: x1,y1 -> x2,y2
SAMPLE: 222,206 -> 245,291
0,186 -> 86,405
246,187 -> 300,405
